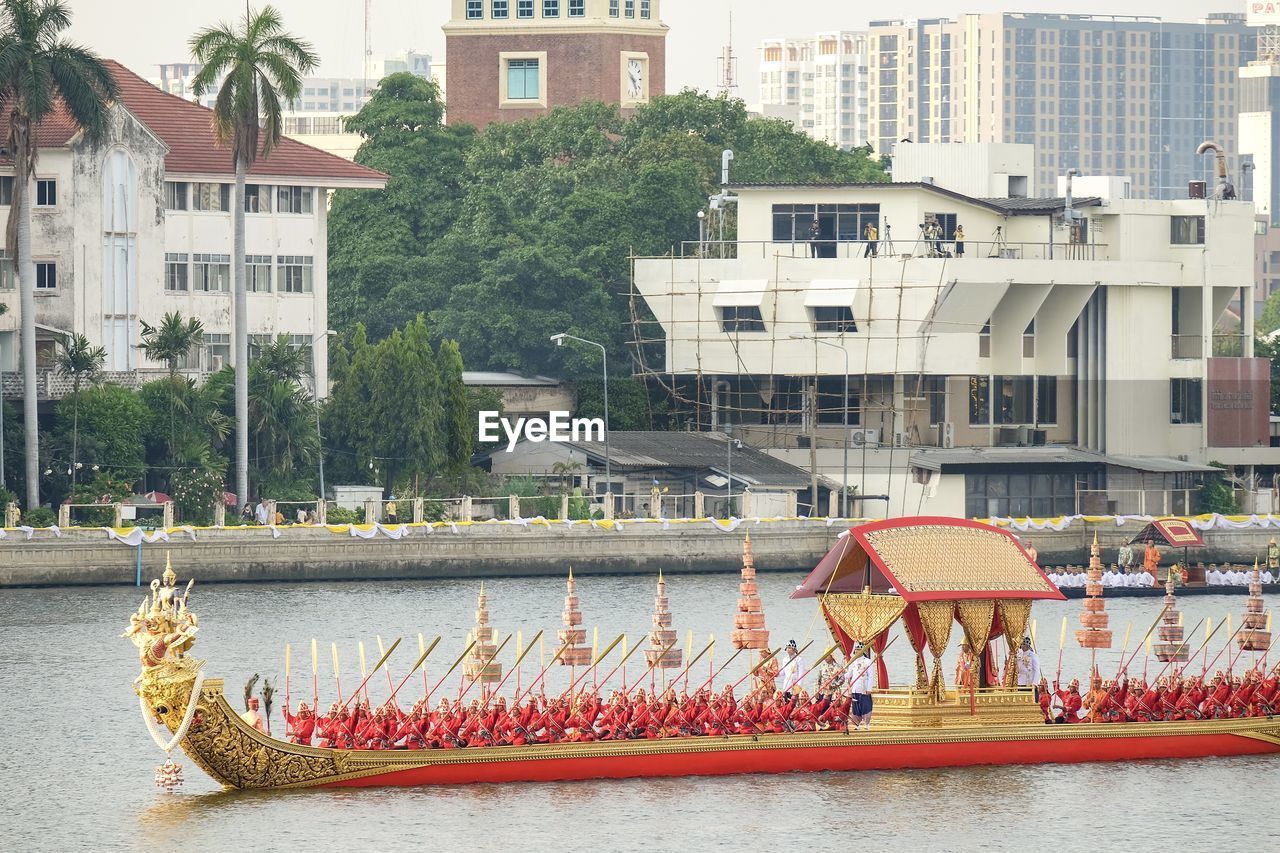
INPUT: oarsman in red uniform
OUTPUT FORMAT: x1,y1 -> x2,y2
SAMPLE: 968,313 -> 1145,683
283,701 -> 316,745
1053,679 -> 1084,723
1203,672 -> 1233,719
1038,677 -> 1053,722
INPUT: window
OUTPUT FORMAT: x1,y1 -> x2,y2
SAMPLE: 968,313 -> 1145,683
569,0 -> 584,15
204,333 -> 231,371
543,0 -> 558,16
34,178 -> 56,207
816,376 -> 860,425
640,0 -> 650,18
965,472 -> 1081,519
507,58 -> 540,100
517,0 -> 533,17
244,184 -> 272,213
969,376 -> 990,425
1170,378 -> 1202,424
624,0 -> 634,17
1036,376 -> 1057,425
276,185 -> 313,214
466,0 -> 483,19
492,0 -> 508,17
192,182 -> 231,211
35,261 -> 56,290
1170,215 -> 1205,245
165,181 -> 188,210
246,255 -> 272,292
719,306 -> 765,333
165,253 -> 189,291
193,253 -> 231,292
0,250 -> 13,289
0,175 -> 12,205
994,375 -> 1034,425
610,0 -> 619,17
277,255 -> 314,293
812,306 -> 857,333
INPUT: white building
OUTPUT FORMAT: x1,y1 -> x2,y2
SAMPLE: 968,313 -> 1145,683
154,51 -> 438,160
758,32 -> 869,151
0,60 -> 386,397
632,146 -> 1268,519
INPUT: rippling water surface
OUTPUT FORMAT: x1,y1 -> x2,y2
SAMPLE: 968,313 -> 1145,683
2,571 -> 1275,851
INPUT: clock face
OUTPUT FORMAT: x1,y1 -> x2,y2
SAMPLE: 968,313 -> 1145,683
627,58 -> 644,99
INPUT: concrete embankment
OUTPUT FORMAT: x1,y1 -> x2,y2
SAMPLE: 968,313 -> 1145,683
0,518 -> 1277,588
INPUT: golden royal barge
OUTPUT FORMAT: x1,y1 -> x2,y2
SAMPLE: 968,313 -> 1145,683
130,517 -> 1280,790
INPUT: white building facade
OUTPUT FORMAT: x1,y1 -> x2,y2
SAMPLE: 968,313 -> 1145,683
633,153 -> 1268,519
0,61 -> 386,396
758,32 -> 869,151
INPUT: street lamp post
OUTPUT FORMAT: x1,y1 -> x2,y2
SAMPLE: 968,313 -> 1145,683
726,422 -> 732,515
311,329 -> 337,504
791,334 -> 850,517
551,332 -> 611,502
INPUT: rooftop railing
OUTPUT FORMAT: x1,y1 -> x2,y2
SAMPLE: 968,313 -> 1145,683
674,239 -> 1106,262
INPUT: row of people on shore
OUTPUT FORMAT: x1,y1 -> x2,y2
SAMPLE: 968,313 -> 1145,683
1042,663 -> 1279,724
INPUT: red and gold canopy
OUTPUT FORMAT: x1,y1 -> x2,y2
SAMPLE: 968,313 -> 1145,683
792,516 -> 1065,602
1126,518 -> 1204,548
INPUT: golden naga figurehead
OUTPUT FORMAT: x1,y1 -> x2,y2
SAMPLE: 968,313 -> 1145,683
125,560 -> 200,669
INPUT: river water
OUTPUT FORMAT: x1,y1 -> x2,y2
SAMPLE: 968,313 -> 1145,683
3,572 -> 1276,852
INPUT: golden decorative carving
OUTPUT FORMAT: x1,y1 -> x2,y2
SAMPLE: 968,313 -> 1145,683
820,591 -> 907,646
862,525 -> 1057,595
916,600 -> 955,703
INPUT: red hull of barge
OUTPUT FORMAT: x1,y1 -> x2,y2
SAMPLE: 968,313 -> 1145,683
321,726 -> 1280,788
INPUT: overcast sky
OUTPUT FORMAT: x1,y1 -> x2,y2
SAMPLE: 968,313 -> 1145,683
72,1 -> 1239,95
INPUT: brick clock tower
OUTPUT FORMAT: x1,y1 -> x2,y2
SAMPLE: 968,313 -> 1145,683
444,0 -> 667,128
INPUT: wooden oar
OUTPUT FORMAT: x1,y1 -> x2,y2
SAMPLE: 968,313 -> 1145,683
1115,602 -> 1170,679
425,638 -> 477,705
458,634 -> 513,703
620,639 -> 679,700
284,643 -> 293,736
512,639 -> 572,706
483,630 -> 544,705
385,635 -> 440,706
337,637 -> 402,712
689,647 -> 745,695
590,634 -> 645,693
310,638 -> 318,712
570,633 -> 626,699
330,642 -> 343,705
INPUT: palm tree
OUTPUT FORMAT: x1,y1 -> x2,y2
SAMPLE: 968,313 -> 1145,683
53,333 -> 105,485
0,0 -> 118,510
190,5 -> 317,513
254,334 -> 310,383
140,311 -> 205,462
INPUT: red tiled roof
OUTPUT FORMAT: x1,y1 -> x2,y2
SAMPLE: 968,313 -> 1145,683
3,60 -> 386,186
107,61 -> 385,185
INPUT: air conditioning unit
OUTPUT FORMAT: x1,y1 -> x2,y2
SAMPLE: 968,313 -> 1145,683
892,431 -> 910,448
937,421 -> 955,448
210,355 -> 224,371
849,428 -> 879,447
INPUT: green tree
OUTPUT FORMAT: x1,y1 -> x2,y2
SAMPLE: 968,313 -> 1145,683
328,73 -> 474,334
52,384 -> 148,482
0,0 -> 118,509
254,334 -> 310,383
190,4 -> 318,513
1258,290 -> 1280,337
53,333 -> 106,484
140,311 -> 204,462
437,339 -> 472,474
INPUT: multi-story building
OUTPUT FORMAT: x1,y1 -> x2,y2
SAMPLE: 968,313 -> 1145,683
758,32 -> 869,151
761,13 -> 1257,200
0,61 -> 386,398
631,145 -> 1268,519
154,51 -> 437,159
443,0 -> 667,129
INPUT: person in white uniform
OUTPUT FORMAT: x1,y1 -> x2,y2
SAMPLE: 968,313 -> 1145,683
777,640 -> 803,698
846,648 -> 875,730
1016,637 -> 1042,695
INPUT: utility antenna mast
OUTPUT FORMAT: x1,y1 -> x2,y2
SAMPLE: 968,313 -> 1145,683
717,5 -> 738,96
363,0 -> 372,93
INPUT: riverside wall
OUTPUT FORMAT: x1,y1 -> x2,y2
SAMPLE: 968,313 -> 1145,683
1,518 -> 1278,588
